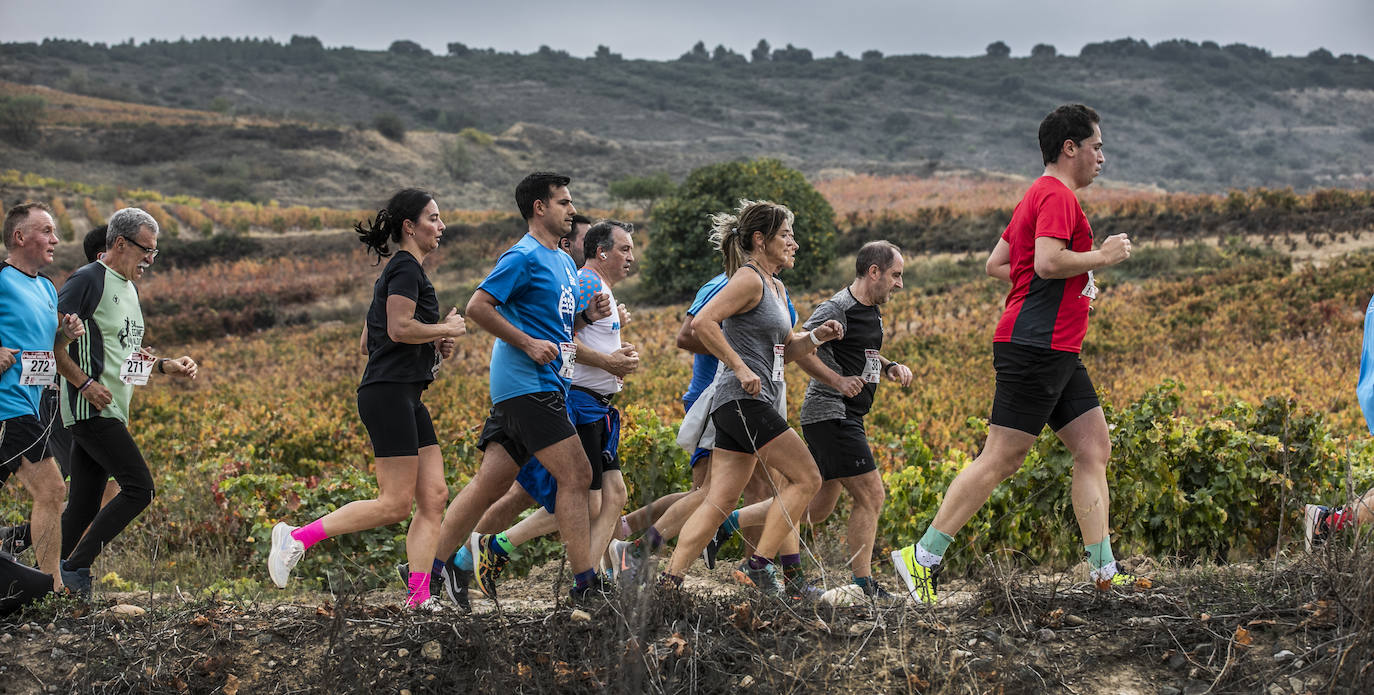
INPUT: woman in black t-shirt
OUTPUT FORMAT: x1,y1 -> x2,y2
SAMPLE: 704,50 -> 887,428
266,189 -> 466,608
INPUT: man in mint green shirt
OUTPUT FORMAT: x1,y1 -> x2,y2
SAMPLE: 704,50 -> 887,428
53,207 -> 199,598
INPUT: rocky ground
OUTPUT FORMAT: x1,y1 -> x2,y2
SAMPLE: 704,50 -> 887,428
1,552 -> 1370,694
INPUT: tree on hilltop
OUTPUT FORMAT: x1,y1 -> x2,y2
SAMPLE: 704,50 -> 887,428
986,41 -> 1011,58
681,41 -> 710,62
1031,43 -> 1056,59
388,40 -> 430,56
751,39 -> 771,63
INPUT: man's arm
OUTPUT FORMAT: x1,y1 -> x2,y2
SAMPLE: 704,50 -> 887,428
466,289 -> 558,365
1033,234 -> 1130,279
54,331 -> 111,410
794,352 -> 865,399
572,337 -> 639,378
676,313 -> 710,354
986,238 -> 1011,282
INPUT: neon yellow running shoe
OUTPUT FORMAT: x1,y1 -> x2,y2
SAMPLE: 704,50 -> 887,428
1091,565 -> 1149,592
891,545 -> 940,605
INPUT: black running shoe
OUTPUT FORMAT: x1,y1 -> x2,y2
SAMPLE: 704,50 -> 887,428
570,574 -> 614,604
701,523 -> 734,570
442,557 -> 473,611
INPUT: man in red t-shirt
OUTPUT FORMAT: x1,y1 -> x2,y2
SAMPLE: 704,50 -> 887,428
894,104 -> 1135,604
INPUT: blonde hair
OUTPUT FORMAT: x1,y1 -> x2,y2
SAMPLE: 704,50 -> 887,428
707,199 -> 794,277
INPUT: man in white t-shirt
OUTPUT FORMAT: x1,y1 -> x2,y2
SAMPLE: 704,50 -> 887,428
472,220 -> 640,601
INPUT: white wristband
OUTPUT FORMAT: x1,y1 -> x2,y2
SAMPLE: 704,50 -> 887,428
809,331 -> 822,346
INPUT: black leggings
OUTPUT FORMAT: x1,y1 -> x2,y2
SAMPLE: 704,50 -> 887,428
61,417 -> 154,569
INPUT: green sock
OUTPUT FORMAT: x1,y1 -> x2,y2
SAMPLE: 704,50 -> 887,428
495,532 -> 517,557
1084,538 -> 1114,570
919,526 -> 954,557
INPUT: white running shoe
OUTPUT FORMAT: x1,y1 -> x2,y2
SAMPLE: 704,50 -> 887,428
268,522 -> 305,588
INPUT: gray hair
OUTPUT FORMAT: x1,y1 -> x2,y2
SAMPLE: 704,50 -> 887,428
855,240 -> 901,277
106,207 -> 159,249
583,219 -> 633,261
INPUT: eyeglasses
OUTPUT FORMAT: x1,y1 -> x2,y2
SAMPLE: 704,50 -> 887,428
121,235 -> 159,259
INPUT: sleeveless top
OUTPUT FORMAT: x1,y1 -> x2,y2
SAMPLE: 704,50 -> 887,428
709,264 -> 793,411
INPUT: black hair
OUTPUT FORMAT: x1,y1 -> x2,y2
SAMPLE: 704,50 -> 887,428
1038,104 -> 1100,165
515,172 -> 571,220
83,225 -> 108,263
584,220 -> 632,262
355,188 -> 434,263
855,240 -> 901,277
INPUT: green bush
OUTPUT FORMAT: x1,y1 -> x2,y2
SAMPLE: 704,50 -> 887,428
642,158 -> 837,301
0,95 -> 45,147
373,113 -> 406,142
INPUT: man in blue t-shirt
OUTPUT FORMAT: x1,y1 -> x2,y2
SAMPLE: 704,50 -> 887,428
0,203 -> 83,593
433,172 -> 613,604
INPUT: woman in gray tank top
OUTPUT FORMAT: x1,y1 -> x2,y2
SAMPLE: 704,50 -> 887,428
661,200 -> 844,597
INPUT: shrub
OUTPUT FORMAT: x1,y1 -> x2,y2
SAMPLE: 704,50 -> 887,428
642,158 -> 837,301
0,95 -> 45,147
373,113 -> 406,142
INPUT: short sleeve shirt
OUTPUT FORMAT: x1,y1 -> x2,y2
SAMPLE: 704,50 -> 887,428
799,288 -> 885,424
0,264 -> 59,421
359,251 -> 441,388
57,261 -> 144,425
571,268 -> 621,395
992,176 -> 1095,353
478,234 -> 581,404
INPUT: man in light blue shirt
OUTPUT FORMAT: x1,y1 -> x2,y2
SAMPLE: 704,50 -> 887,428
0,203 -> 83,593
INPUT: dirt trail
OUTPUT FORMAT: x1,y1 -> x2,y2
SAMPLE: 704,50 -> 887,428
2,553 -> 1367,694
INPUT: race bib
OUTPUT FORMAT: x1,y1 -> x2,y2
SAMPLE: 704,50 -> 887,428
120,352 -> 157,385
862,349 -> 881,384
1080,270 -> 1098,300
20,350 -> 57,387
558,342 -> 577,379
771,344 -> 785,382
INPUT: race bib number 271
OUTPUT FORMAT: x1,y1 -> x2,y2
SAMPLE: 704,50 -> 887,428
120,352 -> 157,385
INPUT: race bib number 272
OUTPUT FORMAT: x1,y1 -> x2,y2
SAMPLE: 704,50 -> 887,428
20,350 -> 57,386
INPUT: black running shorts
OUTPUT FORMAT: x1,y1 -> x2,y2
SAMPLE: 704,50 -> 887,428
988,342 -> 1100,436
478,391 -> 577,464
710,398 -> 791,454
802,417 -> 878,481
0,415 -> 48,483
356,381 -> 439,458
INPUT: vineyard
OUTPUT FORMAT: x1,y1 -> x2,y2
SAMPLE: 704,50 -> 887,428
3,174 -> 1374,692
7,234 -> 1365,593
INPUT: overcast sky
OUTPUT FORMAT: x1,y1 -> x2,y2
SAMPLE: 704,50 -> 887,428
1,0 -> 1369,60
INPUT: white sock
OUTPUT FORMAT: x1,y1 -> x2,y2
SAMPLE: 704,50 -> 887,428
914,544 -> 943,568
1090,560 -> 1118,581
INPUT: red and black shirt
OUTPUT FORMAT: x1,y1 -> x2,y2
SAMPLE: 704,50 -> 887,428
992,176 -> 1094,353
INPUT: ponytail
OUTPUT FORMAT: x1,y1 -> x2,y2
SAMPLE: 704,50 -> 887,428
355,208 -> 397,263
708,212 -> 747,277
354,188 -> 435,264
707,199 -> 794,277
